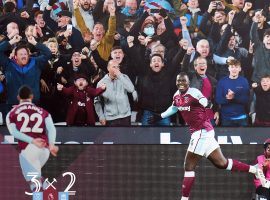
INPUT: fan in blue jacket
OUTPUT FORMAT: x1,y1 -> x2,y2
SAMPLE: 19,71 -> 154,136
0,35 -> 52,106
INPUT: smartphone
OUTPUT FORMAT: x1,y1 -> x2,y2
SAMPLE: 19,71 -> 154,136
215,1 -> 222,9
66,24 -> 73,32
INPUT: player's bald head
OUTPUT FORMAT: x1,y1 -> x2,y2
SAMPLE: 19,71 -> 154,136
18,85 -> 33,100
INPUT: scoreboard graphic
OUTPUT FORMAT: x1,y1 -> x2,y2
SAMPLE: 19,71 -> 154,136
0,136 -> 261,200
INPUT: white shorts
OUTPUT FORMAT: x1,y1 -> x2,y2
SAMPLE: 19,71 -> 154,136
19,143 -> 50,181
187,129 -> 220,158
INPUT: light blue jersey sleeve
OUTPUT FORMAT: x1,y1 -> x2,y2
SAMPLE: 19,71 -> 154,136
6,112 -> 33,144
188,88 -> 208,107
199,97 -> 208,107
213,54 -> 227,65
45,114 -> 56,144
182,29 -> 193,48
161,105 -> 178,119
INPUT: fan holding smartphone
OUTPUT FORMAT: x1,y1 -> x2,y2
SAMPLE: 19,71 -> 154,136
66,24 -> 73,33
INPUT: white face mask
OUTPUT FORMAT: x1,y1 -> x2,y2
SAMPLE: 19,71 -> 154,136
143,26 -> 155,37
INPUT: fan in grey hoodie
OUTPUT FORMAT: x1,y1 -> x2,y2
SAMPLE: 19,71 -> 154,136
94,60 -> 137,126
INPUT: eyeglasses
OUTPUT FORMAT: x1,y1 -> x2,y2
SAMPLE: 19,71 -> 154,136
194,63 -> 207,66
154,50 -> 165,53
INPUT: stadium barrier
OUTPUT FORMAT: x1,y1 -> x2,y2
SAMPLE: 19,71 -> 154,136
0,127 -> 268,200
0,126 -> 269,144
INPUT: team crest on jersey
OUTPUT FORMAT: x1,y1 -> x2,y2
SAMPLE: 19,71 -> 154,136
184,96 -> 189,103
174,96 -> 182,105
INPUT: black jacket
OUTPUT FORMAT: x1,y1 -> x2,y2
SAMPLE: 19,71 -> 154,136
63,59 -> 96,87
137,68 -> 178,113
254,86 -> 270,121
43,8 -> 84,49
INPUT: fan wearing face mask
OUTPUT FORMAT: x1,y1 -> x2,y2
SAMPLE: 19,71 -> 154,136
143,23 -> 156,37
135,18 -> 157,47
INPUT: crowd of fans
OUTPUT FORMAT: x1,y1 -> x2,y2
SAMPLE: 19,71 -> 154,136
0,0 -> 270,127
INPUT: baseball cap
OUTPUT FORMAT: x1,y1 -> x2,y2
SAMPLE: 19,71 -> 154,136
57,10 -> 72,18
74,74 -> 88,81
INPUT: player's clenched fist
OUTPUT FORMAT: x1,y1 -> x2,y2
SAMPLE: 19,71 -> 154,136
57,83 -> 64,91
49,144 -> 59,157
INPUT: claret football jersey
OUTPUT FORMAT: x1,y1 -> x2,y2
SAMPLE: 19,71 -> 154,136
7,102 -> 49,150
173,88 -> 213,134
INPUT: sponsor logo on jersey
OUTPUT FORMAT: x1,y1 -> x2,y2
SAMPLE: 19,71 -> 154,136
178,106 -> 190,111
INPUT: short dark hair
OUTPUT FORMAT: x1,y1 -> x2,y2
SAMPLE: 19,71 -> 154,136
124,18 -> 135,24
178,72 -> 188,78
124,18 -> 135,28
93,22 -> 104,29
25,24 -> 34,33
34,10 -> 43,18
111,46 -> 123,52
261,74 -> 270,80
3,2 -> 16,13
150,53 -> 164,63
264,28 -> 270,38
149,35 -> 160,44
264,138 -> 270,150
18,85 -> 33,99
15,44 -> 30,55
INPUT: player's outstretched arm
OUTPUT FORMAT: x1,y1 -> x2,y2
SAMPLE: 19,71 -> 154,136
147,112 -> 163,124
147,105 -> 178,124
161,105 -> 178,119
